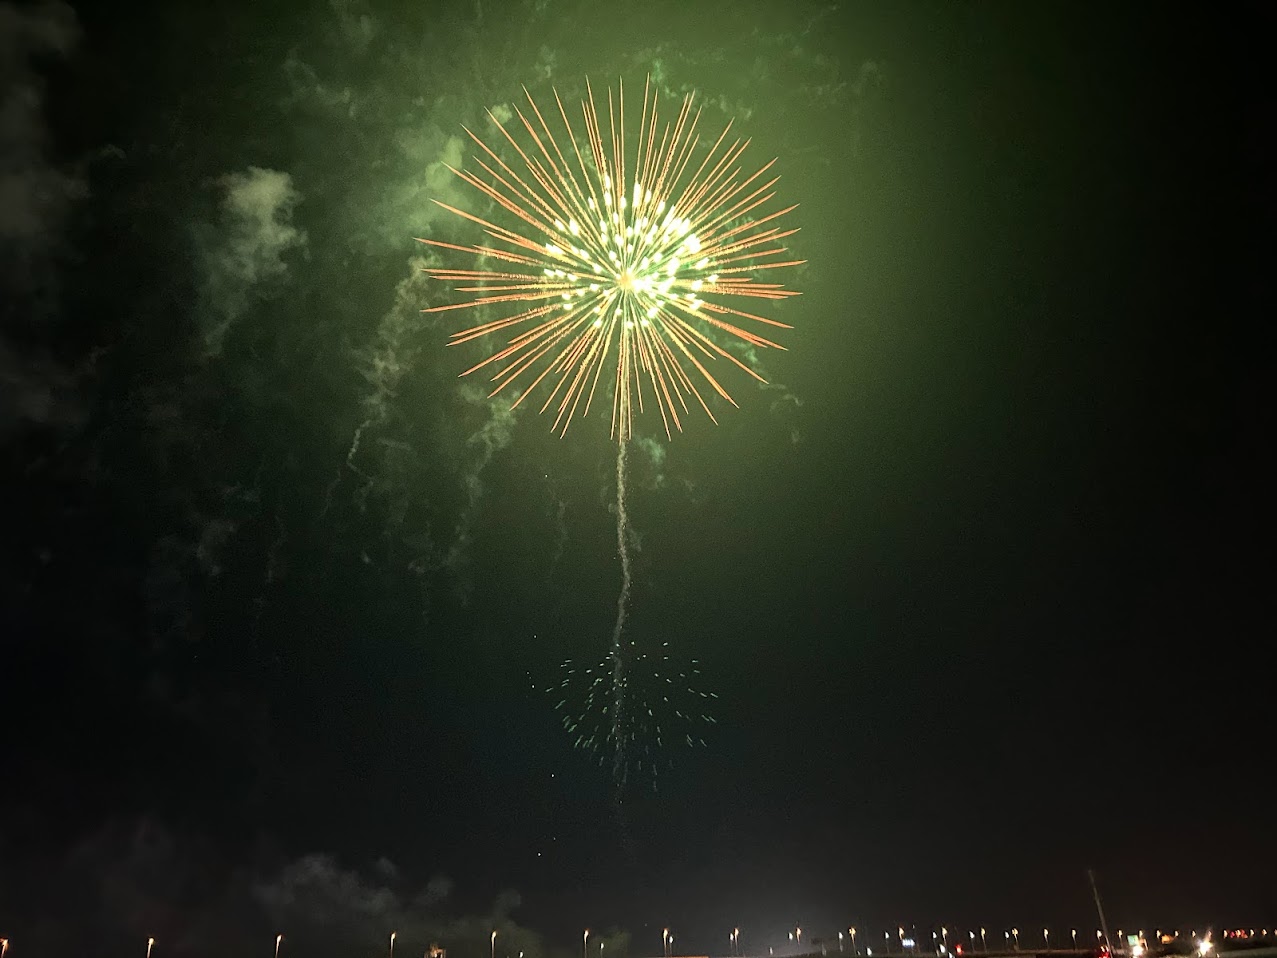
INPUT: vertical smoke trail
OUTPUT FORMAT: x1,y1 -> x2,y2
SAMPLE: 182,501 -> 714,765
609,438 -> 632,791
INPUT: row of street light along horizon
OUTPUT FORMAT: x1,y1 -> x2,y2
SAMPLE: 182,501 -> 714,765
810,927 -> 1219,956
0,927 -> 1250,957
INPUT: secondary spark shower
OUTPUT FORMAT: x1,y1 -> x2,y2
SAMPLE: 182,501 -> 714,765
420,77 -> 803,439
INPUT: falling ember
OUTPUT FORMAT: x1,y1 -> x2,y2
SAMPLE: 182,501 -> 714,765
420,77 -> 803,439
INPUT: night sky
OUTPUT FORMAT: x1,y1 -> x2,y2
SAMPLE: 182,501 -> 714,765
1,1 -> 1270,956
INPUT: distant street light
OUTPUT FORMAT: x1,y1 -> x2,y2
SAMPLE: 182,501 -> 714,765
1072,932 -> 1078,950
493,931 -> 499,958
841,933 -> 846,953
942,929 -> 948,952
1,938 -> 8,958
275,935 -> 284,958
1013,930 -> 1020,951
981,930 -> 987,953
1044,930 -> 1049,950
851,929 -> 859,956
147,939 -> 156,958
392,933 -> 397,958
970,932 -> 976,953
584,929 -> 590,958
664,929 -> 671,958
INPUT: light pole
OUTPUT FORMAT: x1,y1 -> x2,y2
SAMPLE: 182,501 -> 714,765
969,933 -> 976,954
583,931 -> 589,958
1044,930 -> 1049,951
1013,930 -> 1019,951
664,929 -> 671,958
851,929 -> 858,956
980,931 -> 987,954
900,929 -> 906,955
841,934 -> 846,953
942,929 -> 948,952
493,931 -> 499,958
147,939 -> 156,958
669,935 -> 675,956
275,935 -> 284,958
1072,932 -> 1077,950
1,939 -> 8,958
392,933 -> 397,958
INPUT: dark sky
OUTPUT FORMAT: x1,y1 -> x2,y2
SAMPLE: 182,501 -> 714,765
1,0 -> 1270,956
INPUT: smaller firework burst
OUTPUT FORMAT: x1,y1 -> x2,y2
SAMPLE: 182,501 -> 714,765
544,642 -> 717,790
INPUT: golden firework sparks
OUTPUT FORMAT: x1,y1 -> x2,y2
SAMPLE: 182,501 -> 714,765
421,77 -> 802,439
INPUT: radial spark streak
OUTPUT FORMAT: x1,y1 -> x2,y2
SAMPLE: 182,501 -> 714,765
420,78 -> 802,439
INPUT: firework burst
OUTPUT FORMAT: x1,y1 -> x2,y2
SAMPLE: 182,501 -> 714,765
420,77 -> 803,439
546,643 -> 718,790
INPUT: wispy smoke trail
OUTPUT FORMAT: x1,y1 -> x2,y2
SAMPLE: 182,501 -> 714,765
609,439 -> 631,791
